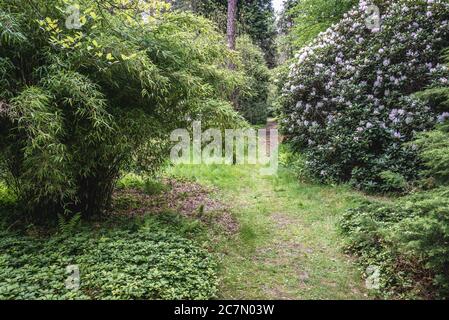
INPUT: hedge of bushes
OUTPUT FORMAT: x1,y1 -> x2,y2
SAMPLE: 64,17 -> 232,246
281,0 -> 449,192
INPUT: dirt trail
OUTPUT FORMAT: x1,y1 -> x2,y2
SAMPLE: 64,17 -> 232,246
172,119 -> 370,299
216,165 -> 368,299
261,118 -> 283,156
215,120 -> 369,299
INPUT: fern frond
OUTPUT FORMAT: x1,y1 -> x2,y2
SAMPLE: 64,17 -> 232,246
57,212 -> 82,235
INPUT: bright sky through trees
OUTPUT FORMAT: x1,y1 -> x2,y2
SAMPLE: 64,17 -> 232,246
272,0 -> 284,12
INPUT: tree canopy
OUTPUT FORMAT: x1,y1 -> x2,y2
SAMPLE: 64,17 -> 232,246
173,0 -> 277,67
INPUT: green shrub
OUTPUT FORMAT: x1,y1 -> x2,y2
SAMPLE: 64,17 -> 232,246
236,36 -> 271,125
390,188 -> 449,296
116,173 -> 146,190
377,171 -> 408,194
144,179 -> 169,196
0,0 -> 244,221
0,215 -> 218,300
279,144 -> 310,182
0,182 -> 16,209
413,123 -> 449,188
116,173 -> 169,196
0,182 -> 17,227
340,187 -> 449,298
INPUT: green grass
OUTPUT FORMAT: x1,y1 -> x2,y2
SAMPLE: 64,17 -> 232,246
169,163 -> 370,299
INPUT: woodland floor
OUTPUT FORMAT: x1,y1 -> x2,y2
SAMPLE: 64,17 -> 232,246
169,161 -> 371,300
0,122 -> 373,300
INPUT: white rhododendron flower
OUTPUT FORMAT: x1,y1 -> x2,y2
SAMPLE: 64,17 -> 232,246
279,0 -> 449,190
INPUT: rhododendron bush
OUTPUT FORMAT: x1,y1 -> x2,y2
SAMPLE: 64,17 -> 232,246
281,0 -> 449,192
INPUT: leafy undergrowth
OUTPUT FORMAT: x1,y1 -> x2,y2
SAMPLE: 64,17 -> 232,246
0,213 -> 218,300
0,178 -> 221,300
340,187 -> 449,299
0,182 -> 17,224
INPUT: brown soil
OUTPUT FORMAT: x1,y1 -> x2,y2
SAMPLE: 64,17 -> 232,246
112,178 -> 239,234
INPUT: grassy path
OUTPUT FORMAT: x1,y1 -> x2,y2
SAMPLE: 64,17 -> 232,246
171,163 -> 369,300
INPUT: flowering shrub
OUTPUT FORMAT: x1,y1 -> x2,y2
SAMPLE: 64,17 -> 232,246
281,0 -> 449,192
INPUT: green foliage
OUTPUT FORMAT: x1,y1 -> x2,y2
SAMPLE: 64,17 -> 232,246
270,62 -> 291,118
389,189 -> 449,296
0,182 -> 16,210
277,0 -> 356,61
174,0 -> 277,66
113,194 -> 141,212
237,0 -> 277,67
0,214 -> 217,300
116,173 -> 146,190
340,187 -> 449,299
281,0 -> 449,193
415,48 -> 449,111
57,213 -> 82,236
0,0 -> 244,221
144,211 -> 204,238
412,49 -> 449,187
144,179 -> 169,196
117,173 -> 169,196
377,171 -> 408,194
413,124 -> 449,187
236,36 -> 270,125
0,182 -> 17,228
289,0 -> 357,49
276,0 -> 299,62
190,98 -> 248,131
279,144 -> 310,182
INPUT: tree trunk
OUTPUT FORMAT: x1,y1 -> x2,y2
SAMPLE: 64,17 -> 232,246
227,0 -> 238,51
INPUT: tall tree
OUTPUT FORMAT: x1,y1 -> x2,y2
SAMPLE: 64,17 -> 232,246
172,0 -> 276,67
276,0 -> 300,63
289,0 -> 357,49
227,0 -> 238,50
276,0 -> 356,63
